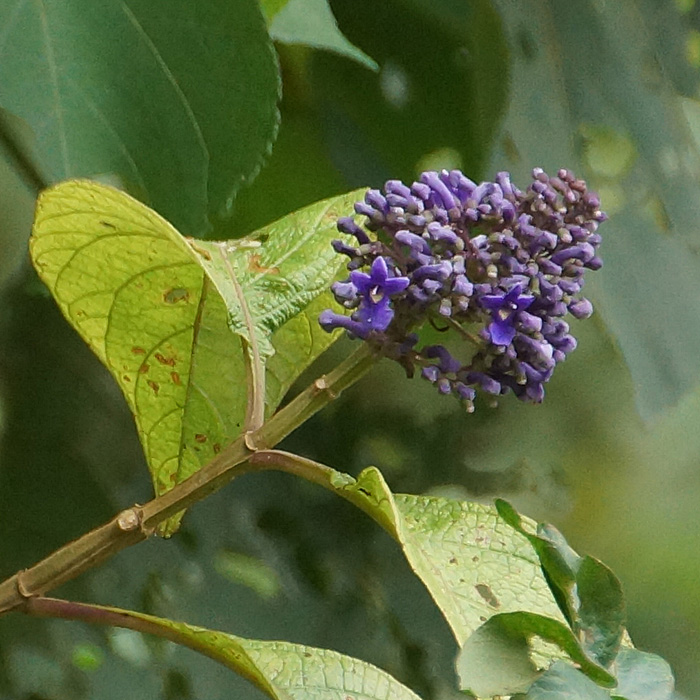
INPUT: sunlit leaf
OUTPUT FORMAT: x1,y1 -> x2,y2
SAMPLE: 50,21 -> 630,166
0,0 -> 280,235
333,468 -> 565,646
259,0 -> 292,23
30,180 -> 360,534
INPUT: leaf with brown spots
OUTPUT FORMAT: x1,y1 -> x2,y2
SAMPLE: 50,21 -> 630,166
321,466 -> 606,692
31,180 -> 362,534
325,467 -> 564,646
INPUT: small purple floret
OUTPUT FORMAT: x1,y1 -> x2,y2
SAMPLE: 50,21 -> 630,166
323,256 -> 409,338
480,285 -> 535,346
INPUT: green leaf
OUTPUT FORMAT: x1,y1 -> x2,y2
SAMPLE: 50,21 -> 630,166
334,469 -> 565,646
312,0 -> 509,181
213,550 -> 281,600
611,648 -> 675,700
265,291 -> 345,411
30,180 -> 361,534
56,602 -> 422,700
270,0 -> 378,71
456,612 -> 615,697
496,500 -> 580,625
0,0 -> 280,235
259,0 -> 293,23
455,615 -> 539,696
0,108 -> 43,292
497,500 -> 626,667
524,661 -> 611,700
576,556 -> 625,668
579,124 -> 637,180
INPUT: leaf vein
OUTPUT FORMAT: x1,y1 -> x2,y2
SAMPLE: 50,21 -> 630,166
62,73 -> 148,193
174,276 -> 210,484
119,1 -> 208,174
37,0 -> 69,175
131,324 -> 197,421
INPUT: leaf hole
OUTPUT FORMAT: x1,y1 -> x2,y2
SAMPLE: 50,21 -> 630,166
475,583 -> 501,608
163,287 -> 190,304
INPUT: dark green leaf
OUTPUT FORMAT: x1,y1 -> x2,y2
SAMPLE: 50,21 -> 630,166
576,556 -> 625,668
313,0 -> 509,181
456,612 -> 615,697
496,500 -> 580,624
536,524 -> 582,576
0,0 -> 280,235
0,106 -> 47,192
498,501 -> 627,667
0,108 -> 41,291
270,0 -> 378,70
611,648 -> 675,700
524,661 -> 611,699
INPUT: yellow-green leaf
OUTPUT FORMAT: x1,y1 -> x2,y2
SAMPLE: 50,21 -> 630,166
30,180 -> 361,534
333,467 -> 565,645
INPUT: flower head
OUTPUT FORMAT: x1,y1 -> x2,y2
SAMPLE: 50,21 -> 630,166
320,167 -> 605,410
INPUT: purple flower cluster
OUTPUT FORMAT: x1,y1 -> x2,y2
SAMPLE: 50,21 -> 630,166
319,168 -> 605,410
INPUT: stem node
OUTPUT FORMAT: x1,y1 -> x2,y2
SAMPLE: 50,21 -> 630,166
116,508 -> 141,532
16,571 -> 33,600
244,431 -> 261,452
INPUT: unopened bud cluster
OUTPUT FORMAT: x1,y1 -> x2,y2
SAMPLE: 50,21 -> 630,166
319,168 -> 605,410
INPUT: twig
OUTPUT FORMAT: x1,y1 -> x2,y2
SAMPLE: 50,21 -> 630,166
0,342 -> 376,614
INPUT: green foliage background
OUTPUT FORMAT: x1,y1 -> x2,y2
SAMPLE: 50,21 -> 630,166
0,0 -> 699,698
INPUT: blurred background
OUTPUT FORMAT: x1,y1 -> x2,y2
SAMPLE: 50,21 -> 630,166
1,0 -> 700,698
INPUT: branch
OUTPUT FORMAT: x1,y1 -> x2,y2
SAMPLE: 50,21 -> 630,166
0,342 -> 376,614
248,450 -> 399,538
